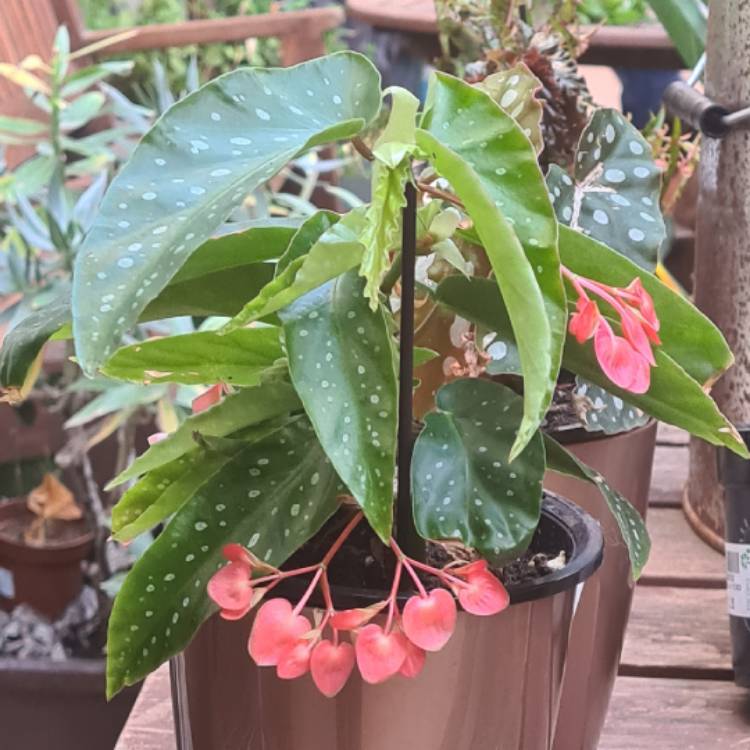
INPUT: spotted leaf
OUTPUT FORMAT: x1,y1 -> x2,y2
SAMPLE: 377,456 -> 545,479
419,73 -> 566,461
72,52 -> 382,376
411,378 -> 545,563
573,377 -> 649,435
544,433 -> 650,578
107,381 -> 301,487
106,418 -> 341,698
475,63 -> 543,154
102,327 -> 284,386
547,109 -> 665,271
280,270 -> 398,541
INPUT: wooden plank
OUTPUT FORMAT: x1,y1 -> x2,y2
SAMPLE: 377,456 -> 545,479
641,507 -> 725,588
116,665 -> 176,750
620,586 -> 733,680
600,677 -> 750,750
649,444 -> 687,508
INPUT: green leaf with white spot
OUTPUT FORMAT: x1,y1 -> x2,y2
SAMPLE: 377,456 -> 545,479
544,434 -> 650,578
412,378 -> 545,563
102,328 -> 283,386
112,419 -> 289,541
475,63 -> 543,154
548,110 -> 665,271
573,377 -> 649,435
73,52 -> 382,376
106,418 -> 341,698
108,381 -> 301,487
222,209 -> 367,331
419,73 -> 566,461
280,270 -> 398,541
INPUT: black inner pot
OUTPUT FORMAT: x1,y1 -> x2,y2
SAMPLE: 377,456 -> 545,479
278,492 -> 603,611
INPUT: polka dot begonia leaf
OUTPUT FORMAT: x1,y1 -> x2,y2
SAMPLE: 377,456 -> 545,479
72,52 -> 382,376
280,269 -> 398,541
418,73 -> 566,462
411,378 -> 545,563
105,417 -> 342,698
573,377 -> 649,435
544,433 -> 650,579
547,109 -> 666,271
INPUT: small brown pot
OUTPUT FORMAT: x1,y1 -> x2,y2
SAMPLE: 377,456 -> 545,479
0,499 -> 94,619
171,495 -> 603,750
546,421 -> 657,750
0,656 -> 141,750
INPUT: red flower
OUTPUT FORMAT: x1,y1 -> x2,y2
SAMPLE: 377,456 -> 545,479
568,297 -> 600,344
399,638 -> 427,678
401,589 -> 457,652
454,561 -> 510,616
594,320 -> 650,394
310,640 -> 356,697
248,599 -> 312,666
207,547 -> 255,620
277,639 -> 315,680
354,624 -> 408,684
330,600 -> 388,631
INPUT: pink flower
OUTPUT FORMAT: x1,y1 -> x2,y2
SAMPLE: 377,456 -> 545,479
248,599 -> 312,666
625,278 -> 660,341
594,321 -> 650,394
207,561 -> 255,620
568,297 -> 600,344
147,432 -> 168,445
310,640 -> 356,697
399,638 -> 427,678
454,561 -> 510,616
401,589 -> 457,652
330,600 -> 388,631
277,639 -> 315,680
354,624 -> 408,684
191,383 -> 225,414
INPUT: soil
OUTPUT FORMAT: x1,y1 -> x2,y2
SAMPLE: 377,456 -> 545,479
0,509 -> 90,548
286,509 -> 567,599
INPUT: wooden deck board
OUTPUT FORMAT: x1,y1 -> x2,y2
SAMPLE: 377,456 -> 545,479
620,586 -> 732,679
649,444 -> 687,507
641,507 -> 725,588
600,677 -> 750,750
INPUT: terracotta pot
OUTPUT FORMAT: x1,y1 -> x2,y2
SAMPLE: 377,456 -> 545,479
0,656 -> 141,750
171,495 -> 603,750
546,421 -> 657,750
0,499 -> 94,619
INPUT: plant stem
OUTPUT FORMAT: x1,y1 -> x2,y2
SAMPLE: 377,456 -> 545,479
396,181 -> 425,561
380,251 -> 402,296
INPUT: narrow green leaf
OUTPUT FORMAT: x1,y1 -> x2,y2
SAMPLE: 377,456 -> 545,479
102,328 -> 283,386
276,210 -> 340,276
112,420 -> 287,541
0,115 -> 47,136
106,418 -> 341,698
65,383 -> 166,428
60,92 -> 106,131
544,434 -> 650,578
73,52 -> 381,376
419,72 -> 566,460
412,379 -> 545,562
223,209 -> 366,331
548,109 -> 665,271
647,0 -> 706,67
280,270 -> 398,540
108,382 -> 301,487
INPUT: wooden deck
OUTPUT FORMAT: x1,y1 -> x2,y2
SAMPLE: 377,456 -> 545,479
116,425 -> 750,749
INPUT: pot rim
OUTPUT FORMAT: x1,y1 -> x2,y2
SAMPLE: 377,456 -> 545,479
548,418 -> 656,448
278,493 -> 603,610
0,498 -> 94,557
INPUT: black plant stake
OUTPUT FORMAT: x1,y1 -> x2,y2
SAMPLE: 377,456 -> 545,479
396,181 -> 425,560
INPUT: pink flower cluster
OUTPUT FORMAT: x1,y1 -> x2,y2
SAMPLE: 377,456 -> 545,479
207,513 -> 510,697
563,268 -> 660,394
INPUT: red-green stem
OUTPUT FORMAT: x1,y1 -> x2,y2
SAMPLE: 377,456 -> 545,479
293,566 -> 324,616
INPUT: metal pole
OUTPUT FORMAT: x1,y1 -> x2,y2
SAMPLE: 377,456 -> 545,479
687,2 -> 750,548
396,181 -> 423,559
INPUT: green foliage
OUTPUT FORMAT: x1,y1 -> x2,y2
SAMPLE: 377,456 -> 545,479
646,0 -> 706,67
280,270 -> 398,540
412,379 -> 545,562
577,0 -> 648,25
106,417 -> 342,697
572,378 -> 649,434
419,73 -> 566,459
72,52 -> 381,376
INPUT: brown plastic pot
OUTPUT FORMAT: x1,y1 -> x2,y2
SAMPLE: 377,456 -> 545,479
0,656 -> 141,750
0,499 -> 94,619
546,421 -> 657,750
171,495 -> 603,750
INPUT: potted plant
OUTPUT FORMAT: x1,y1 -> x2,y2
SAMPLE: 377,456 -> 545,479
2,50 -> 744,749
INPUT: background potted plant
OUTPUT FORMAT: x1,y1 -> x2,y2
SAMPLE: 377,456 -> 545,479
2,48 -> 745,749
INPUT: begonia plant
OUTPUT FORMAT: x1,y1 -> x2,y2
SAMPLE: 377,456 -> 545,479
0,51 -> 745,699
